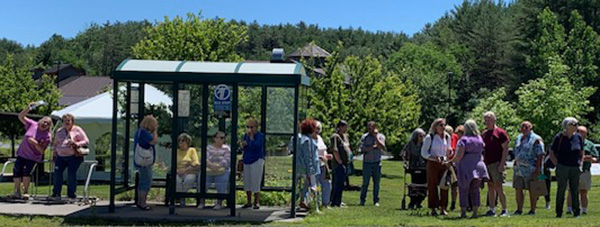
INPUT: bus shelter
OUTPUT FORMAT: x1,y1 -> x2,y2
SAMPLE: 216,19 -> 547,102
109,59 -> 309,217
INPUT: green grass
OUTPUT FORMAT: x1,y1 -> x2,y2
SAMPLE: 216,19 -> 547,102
0,160 -> 599,226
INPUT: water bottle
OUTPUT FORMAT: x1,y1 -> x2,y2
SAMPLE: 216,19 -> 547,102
29,100 -> 46,110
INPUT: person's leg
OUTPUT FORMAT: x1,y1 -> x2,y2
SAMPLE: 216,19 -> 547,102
21,160 -> 34,195
451,184 -> 458,210
567,189 -> 573,210
439,166 -> 448,212
427,161 -> 440,212
529,187 -> 539,213
372,163 -> 381,204
580,190 -> 588,213
544,167 -> 552,207
53,156 -> 68,196
253,159 -> 264,207
66,156 -> 84,198
331,165 -> 344,206
176,175 -> 184,192
568,167 -> 580,216
555,164 -> 568,217
243,163 -> 252,205
459,184 -> 470,210
516,188 -> 524,212
183,174 -> 197,193
12,158 -> 23,197
496,182 -> 507,211
360,162 -> 373,205
470,179 -> 482,217
215,172 -> 230,194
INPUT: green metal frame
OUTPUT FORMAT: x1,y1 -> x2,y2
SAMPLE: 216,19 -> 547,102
109,60 -> 308,218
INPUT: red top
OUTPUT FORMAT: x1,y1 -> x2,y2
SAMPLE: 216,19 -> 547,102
449,133 -> 459,159
482,127 -> 510,165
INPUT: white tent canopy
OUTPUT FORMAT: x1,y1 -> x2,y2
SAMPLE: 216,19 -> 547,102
51,84 -> 172,122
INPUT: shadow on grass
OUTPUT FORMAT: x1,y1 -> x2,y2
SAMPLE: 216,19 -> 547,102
62,216 -> 264,226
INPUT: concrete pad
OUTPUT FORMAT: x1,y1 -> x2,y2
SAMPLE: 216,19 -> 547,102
0,200 -> 306,224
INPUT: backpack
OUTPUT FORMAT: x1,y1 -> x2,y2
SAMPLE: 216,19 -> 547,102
134,130 -> 154,167
428,133 -> 450,155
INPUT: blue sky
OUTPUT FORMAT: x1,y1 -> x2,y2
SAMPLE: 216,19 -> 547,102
1,0 -> 464,47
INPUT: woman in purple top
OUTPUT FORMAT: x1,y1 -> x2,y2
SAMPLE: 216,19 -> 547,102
11,102 -> 53,199
446,119 -> 489,218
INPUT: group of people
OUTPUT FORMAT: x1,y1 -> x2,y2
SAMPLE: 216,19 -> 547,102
133,116 -> 265,211
295,119 -> 385,210
11,102 -> 90,201
404,111 -> 598,218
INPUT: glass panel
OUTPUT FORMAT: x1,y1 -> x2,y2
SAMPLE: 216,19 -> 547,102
236,86 -> 262,190
264,134 -> 293,188
176,84 -> 203,193
266,87 -> 294,134
142,83 -> 174,180
205,84 -> 233,194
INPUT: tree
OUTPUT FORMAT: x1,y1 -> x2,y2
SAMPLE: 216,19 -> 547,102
0,55 -> 61,153
334,55 -> 421,155
132,13 -> 247,62
527,7 -> 567,78
563,10 -> 600,87
385,42 -> 463,126
468,88 -> 522,146
516,57 -> 596,143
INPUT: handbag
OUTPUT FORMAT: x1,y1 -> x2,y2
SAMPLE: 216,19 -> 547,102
530,177 -> 548,198
66,130 -> 89,156
134,130 -> 154,167
439,169 -> 451,190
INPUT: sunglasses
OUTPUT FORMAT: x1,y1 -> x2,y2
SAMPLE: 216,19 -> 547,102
569,122 -> 579,126
438,123 -> 446,127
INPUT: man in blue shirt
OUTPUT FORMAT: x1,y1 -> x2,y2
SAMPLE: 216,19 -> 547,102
241,118 -> 265,209
359,121 -> 386,206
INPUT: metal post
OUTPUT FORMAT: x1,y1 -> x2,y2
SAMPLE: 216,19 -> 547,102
200,84 -> 209,196
169,82 -> 179,215
124,82 -> 131,187
290,85 -> 300,218
260,85 -> 267,188
109,79 -> 118,213
229,83 -> 239,217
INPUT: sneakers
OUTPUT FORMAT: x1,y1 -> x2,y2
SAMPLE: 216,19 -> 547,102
513,210 -> 523,215
582,211 -> 588,215
213,203 -> 223,210
485,210 -> 496,217
22,194 -> 30,200
499,210 -> 510,217
566,211 -> 573,215
546,203 -> 551,210
241,203 -> 251,209
527,210 -> 536,215
359,202 -> 365,206
450,203 -> 456,211
440,209 -> 449,216
374,202 -> 380,207
197,202 -> 206,209
179,198 -> 186,207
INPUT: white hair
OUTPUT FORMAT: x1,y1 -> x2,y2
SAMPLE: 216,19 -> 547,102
483,111 -> 496,121
463,119 -> 480,136
561,117 -> 578,130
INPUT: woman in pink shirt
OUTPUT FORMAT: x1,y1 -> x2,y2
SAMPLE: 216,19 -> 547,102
11,103 -> 53,199
51,113 -> 89,199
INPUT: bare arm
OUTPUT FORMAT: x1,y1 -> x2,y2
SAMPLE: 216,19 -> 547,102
449,145 -> 465,163
149,130 -> 158,145
18,103 -> 33,125
499,141 -> 509,172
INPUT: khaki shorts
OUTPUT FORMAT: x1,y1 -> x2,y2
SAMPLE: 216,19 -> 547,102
486,162 -> 506,183
580,171 -> 592,191
513,174 -> 533,190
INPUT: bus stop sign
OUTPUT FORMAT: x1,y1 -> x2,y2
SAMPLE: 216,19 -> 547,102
214,84 -> 231,117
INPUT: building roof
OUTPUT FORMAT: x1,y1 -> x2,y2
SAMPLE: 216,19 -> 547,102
288,43 -> 331,58
43,64 -> 83,75
58,76 -> 113,106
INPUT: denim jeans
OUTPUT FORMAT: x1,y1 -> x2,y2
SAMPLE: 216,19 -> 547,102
206,171 -> 230,194
331,164 -> 346,206
360,162 -> 381,204
317,165 -> 332,205
53,155 -> 84,198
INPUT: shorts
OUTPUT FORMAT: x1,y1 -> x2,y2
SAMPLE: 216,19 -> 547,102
579,171 -> 592,191
513,174 -> 534,190
136,165 -> 153,193
13,156 -> 37,178
486,162 -> 505,183
243,158 -> 264,193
